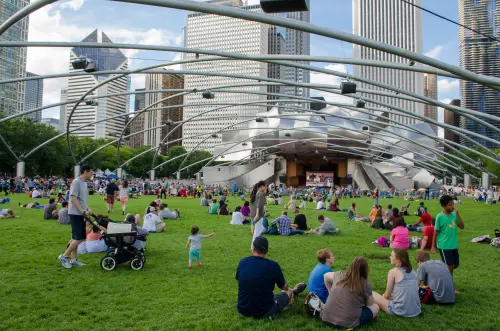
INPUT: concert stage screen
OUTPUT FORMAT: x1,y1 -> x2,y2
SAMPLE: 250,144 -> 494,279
306,172 -> 334,187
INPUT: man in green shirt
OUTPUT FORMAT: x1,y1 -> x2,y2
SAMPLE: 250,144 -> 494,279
431,195 -> 464,277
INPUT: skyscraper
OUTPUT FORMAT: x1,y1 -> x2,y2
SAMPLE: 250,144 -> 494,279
267,26 -> 286,104
24,72 -> 43,122
423,73 -> 438,134
59,88 -> 68,127
444,99 -> 461,153
183,0 -> 268,152
66,30 -> 128,138
459,0 -> 500,148
282,11 -> 311,104
129,88 -> 146,149
143,71 -> 184,153
352,0 -> 424,125
0,0 -> 29,116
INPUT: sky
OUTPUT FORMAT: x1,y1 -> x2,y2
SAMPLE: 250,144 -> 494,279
25,0 -> 461,128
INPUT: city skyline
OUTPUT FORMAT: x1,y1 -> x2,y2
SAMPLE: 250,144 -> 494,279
21,0 -> 461,125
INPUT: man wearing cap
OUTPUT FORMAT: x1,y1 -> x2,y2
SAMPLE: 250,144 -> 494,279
236,236 -> 306,319
143,207 -> 165,233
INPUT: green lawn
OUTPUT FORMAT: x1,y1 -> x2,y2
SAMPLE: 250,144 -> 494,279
1,193 -> 499,330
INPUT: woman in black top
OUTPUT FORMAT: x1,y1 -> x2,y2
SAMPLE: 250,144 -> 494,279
293,209 -> 308,230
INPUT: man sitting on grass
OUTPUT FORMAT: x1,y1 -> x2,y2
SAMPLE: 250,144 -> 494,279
58,201 -> 70,224
416,251 -> 455,305
270,211 -> 304,236
236,236 -> 306,319
43,198 -> 59,220
306,215 -> 338,235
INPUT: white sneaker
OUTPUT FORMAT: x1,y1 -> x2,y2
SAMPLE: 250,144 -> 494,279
58,254 -> 72,269
70,259 -> 86,267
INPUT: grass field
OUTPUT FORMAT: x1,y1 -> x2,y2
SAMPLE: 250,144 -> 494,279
1,192 -> 499,331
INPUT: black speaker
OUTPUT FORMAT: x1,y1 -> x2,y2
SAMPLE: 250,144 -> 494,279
356,100 -> 365,108
202,91 -> 215,99
260,0 -> 310,13
340,81 -> 357,94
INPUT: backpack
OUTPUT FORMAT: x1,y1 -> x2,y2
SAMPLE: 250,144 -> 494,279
491,237 -> 500,248
306,293 -> 324,317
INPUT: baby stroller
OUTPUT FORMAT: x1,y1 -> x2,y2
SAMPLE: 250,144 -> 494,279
85,214 -> 146,271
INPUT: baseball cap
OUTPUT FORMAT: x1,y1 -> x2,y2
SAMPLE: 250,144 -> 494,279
252,236 -> 268,253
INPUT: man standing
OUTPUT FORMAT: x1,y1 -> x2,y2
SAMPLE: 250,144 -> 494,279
105,179 -> 119,213
236,237 -> 306,319
58,165 -> 93,269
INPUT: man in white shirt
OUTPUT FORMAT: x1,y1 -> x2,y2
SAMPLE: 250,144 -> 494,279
316,200 -> 325,210
143,207 -> 165,232
32,188 -> 41,198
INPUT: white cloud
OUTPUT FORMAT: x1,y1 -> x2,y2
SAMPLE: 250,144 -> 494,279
437,78 -> 460,99
57,0 -> 86,11
310,64 -> 353,104
425,45 -> 444,59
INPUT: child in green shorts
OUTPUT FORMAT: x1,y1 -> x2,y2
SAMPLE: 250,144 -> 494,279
185,226 -> 215,269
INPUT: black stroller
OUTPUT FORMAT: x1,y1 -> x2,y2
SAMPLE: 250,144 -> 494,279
85,214 -> 146,271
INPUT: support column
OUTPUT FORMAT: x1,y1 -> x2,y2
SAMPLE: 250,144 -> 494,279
74,164 -> 81,179
116,167 -> 123,179
150,170 -> 156,181
16,161 -> 25,178
196,172 -> 201,181
464,174 -> 471,188
176,172 -> 181,180
452,175 -> 457,186
482,172 -> 491,188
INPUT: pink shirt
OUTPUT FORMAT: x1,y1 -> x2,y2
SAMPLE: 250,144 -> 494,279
391,226 -> 409,249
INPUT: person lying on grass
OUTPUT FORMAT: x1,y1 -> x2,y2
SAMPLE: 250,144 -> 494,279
236,236 -> 306,319
0,208 -> 17,219
373,249 -> 421,318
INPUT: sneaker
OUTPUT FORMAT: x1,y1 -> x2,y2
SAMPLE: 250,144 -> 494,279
188,266 -> 192,269
70,259 -> 86,267
197,263 -> 203,268
291,283 -> 307,297
58,254 -> 72,269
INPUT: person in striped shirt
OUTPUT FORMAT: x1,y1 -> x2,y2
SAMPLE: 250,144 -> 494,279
270,211 -> 304,236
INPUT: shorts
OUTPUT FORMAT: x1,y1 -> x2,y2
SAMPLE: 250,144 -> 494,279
439,249 -> 459,268
261,292 -> 290,319
323,306 -> 373,329
106,195 -> 115,204
189,249 -> 200,261
69,214 -> 86,240
120,197 -> 129,203
418,287 -> 437,304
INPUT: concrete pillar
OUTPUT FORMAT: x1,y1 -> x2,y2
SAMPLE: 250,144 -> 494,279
482,172 -> 491,188
116,167 -> 123,179
74,164 -> 81,179
464,174 -> 471,188
176,172 -> 181,180
452,175 -> 457,186
196,172 -> 201,181
16,161 -> 25,178
149,169 -> 156,181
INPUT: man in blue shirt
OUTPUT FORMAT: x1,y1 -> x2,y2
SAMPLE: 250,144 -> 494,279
236,237 -> 306,318
307,248 -> 334,303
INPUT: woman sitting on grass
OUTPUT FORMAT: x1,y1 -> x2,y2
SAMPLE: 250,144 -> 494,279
371,207 -> 384,229
208,199 -> 219,215
286,196 -> 297,211
230,206 -> 250,225
218,202 -> 230,215
321,256 -> 380,329
241,201 -> 250,217
330,198 -> 340,212
347,203 -> 357,220
391,217 -> 410,249
373,249 -> 421,318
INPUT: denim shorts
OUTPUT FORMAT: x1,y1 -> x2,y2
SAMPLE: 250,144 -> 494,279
189,249 -> 200,261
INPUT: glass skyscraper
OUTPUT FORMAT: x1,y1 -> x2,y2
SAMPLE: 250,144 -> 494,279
24,72 -> 43,122
459,0 -> 500,148
0,0 -> 29,116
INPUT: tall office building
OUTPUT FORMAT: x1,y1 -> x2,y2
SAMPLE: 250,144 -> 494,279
59,88 -> 68,127
183,0 -> 268,152
0,0 -> 29,116
129,88 -> 146,148
353,0 -> 424,125
459,0 -> 500,148
66,30 -> 128,138
282,11 -> 311,104
423,73 -> 438,134
444,99 -> 462,152
267,26 -> 286,104
24,72 -> 43,122
143,71 -> 184,153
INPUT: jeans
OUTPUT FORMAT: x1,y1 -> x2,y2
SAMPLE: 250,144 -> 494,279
407,226 -> 423,232
289,229 -> 304,235
374,197 -> 379,206
425,193 -> 429,200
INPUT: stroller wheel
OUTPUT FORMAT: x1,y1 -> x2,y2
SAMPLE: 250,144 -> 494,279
130,257 -> 145,270
101,256 -> 117,271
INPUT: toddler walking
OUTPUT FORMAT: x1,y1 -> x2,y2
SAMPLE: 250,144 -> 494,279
185,226 -> 215,269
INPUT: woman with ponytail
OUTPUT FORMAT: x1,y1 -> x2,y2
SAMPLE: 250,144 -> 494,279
249,181 -> 267,235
